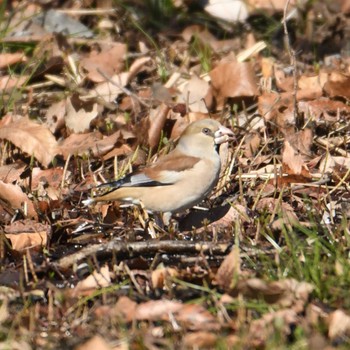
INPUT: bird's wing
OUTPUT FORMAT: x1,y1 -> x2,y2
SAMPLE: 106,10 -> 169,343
96,152 -> 201,194
144,152 -> 201,183
96,171 -> 166,193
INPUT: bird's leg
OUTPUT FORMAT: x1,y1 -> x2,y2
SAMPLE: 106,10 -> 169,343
156,212 -> 179,238
154,213 -> 165,229
166,215 -> 179,235
138,201 -> 157,239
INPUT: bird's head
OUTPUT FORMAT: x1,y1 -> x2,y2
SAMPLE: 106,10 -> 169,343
178,119 -> 234,155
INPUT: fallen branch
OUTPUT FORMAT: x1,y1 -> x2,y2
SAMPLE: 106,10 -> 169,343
57,240 -> 232,269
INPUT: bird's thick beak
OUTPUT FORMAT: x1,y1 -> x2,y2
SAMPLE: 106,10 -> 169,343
214,125 -> 235,144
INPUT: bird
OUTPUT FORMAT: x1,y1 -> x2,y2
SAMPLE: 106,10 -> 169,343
83,118 -> 234,220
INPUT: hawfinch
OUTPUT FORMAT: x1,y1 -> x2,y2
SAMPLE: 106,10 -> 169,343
84,119 -> 234,216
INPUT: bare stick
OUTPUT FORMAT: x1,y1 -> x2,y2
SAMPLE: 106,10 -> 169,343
283,0 -> 300,124
57,240 -> 231,269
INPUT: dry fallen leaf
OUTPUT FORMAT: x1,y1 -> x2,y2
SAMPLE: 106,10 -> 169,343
210,61 -> 258,109
134,299 -> 219,331
0,117 -> 58,167
298,98 -> 350,122
341,0 -> 350,13
147,103 -> 170,149
0,52 -> 26,69
282,140 -> 310,176
31,167 -> 64,190
0,161 -> 26,183
72,266 -> 111,296
319,156 -> 350,174
92,57 -> 151,103
233,278 -> 313,308
244,132 -> 261,158
328,309 -> 350,340
258,92 -> 285,121
286,129 -> 313,161
204,0 -> 248,23
151,266 -> 178,289
298,72 -> 328,92
74,335 -> 112,350
274,65 -> 295,92
247,0 -> 298,12
135,300 -> 183,321
182,331 -> 218,348
255,198 -> 299,230
324,72 -> 350,99
65,94 -> 99,133
114,296 -> 138,323
0,181 -> 37,219
45,99 -> 67,134
175,304 -> 220,331
58,130 -> 126,159
178,203 -> 246,231
181,24 -> 238,52
215,245 -> 241,290
0,75 -> 29,91
5,220 -> 49,251
80,43 -> 127,83
248,309 -> 298,348
178,75 -> 211,113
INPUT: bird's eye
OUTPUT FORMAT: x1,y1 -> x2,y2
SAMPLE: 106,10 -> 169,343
202,128 -> 211,135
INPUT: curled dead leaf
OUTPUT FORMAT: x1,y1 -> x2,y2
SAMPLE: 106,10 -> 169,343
147,103 -> 170,149
215,246 -> 241,290
298,98 -> 350,122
